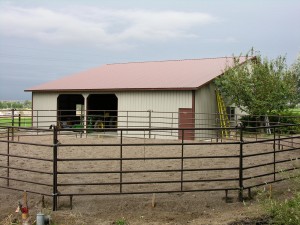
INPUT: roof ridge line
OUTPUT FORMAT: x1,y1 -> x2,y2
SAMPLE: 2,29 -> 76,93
105,56 -> 243,66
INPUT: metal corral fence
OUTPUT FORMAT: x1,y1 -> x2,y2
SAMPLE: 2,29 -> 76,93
0,109 -> 218,126
0,124 -> 299,211
1,109 -> 300,140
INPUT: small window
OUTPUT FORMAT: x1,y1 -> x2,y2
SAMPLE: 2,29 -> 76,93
226,107 -> 235,120
76,104 -> 84,116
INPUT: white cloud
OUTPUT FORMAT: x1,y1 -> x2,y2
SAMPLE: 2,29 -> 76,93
0,4 -> 218,49
204,37 -> 238,43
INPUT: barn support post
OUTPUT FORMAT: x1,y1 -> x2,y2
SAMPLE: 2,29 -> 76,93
52,126 -> 58,211
83,94 -> 89,134
238,126 -> 244,202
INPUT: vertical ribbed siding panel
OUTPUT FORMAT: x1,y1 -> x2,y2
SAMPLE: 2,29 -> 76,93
116,91 -> 192,139
32,92 -> 58,128
195,83 -> 218,140
117,91 -> 192,113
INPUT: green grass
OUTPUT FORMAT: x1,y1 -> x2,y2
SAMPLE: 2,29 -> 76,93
257,171 -> 300,225
115,218 -> 128,225
267,192 -> 300,225
289,108 -> 300,115
0,117 -> 32,127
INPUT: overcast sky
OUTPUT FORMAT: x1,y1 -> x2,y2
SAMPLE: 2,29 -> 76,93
0,0 -> 299,100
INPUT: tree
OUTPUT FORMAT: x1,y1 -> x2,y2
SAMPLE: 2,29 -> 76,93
290,53 -> 300,77
23,100 -> 32,109
0,100 -> 32,109
291,53 -> 300,97
12,101 -> 23,109
215,51 -> 300,115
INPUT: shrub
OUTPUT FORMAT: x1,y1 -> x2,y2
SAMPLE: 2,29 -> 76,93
269,111 -> 300,134
266,192 -> 300,225
239,115 -> 264,133
239,111 -> 300,134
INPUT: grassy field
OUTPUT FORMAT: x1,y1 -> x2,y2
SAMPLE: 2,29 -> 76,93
0,117 -> 32,127
290,108 -> 300,114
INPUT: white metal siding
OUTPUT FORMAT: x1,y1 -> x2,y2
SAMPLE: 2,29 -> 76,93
117,91 -> 192,111
31,89 -> 220,139
32,92 -> 58,128
116,91 -> 192,139
194,83 -> 218,139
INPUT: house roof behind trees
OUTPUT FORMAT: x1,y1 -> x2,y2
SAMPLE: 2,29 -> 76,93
25,56 -> 249,92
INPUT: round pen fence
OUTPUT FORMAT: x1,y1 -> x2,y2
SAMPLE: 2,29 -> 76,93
0,124 -> 299,211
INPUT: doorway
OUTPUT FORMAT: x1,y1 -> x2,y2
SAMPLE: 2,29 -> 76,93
178,108 -> 195,140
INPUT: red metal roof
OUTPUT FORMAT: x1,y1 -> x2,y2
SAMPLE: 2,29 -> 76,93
25,57 -> 249,92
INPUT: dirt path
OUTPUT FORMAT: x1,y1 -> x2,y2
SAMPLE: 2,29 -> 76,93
1,187 -> 268,225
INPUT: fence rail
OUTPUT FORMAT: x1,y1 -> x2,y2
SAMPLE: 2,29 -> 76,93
1,109 -> 300,137
0,124 -> 299,211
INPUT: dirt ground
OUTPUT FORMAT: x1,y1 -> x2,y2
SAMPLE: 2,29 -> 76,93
0,131 -> 298,224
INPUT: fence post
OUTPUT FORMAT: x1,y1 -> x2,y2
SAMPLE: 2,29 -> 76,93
37,111 -> 39,135
52,126 -> 58,211
31,109 -> 33,127
11,109 -> 14,125
120,130 -> 123,193
126,111 -> 129,134
171,112 -> 174,136
181,129 -> 184,191
273,127 -> 276,181
18,114 -> 21,127
238,126 -> 244,202
148,110 -> 152,138
11,109 -> 14,141
278,131 -> 281,150
7,128 -> 10,187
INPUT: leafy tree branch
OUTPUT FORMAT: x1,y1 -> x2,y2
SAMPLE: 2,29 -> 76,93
215,50 -> 300,115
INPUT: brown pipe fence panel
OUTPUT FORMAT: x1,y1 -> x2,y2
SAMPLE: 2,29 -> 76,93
0,122 -> 299,211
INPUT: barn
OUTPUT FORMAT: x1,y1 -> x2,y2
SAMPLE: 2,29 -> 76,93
25,57 -> 248,140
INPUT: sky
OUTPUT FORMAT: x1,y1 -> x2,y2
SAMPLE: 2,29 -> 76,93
0,0 -> 300,100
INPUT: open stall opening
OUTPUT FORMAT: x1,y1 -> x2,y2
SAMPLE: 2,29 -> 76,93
57,94 -> 84,128
87,94 -> 118,129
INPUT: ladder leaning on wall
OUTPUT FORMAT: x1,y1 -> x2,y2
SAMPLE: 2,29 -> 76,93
215,89 -> 230,138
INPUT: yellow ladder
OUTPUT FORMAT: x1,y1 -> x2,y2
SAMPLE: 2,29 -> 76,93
216,89 -> 230,138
